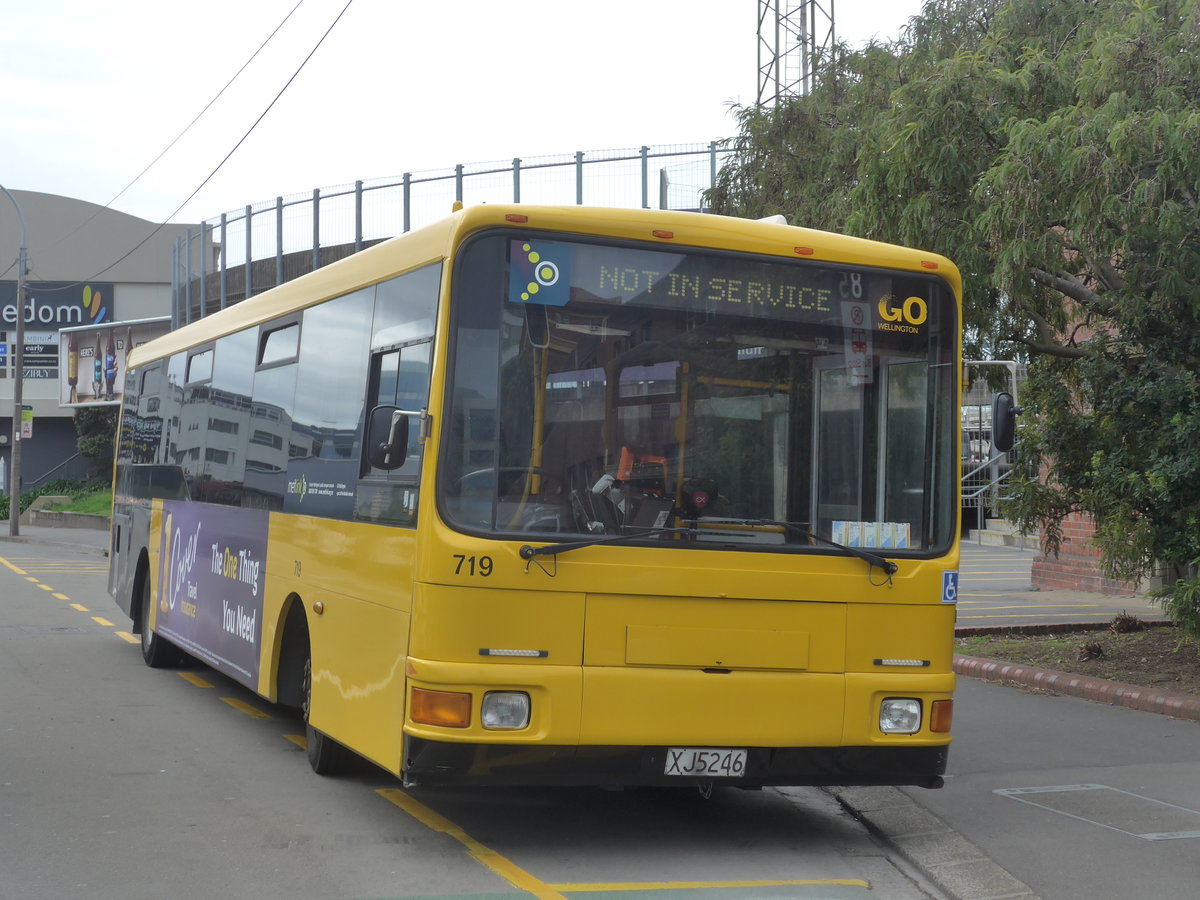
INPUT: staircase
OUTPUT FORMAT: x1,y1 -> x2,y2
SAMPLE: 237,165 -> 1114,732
965,518 -> 1038,551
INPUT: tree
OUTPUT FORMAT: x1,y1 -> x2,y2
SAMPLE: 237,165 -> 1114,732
708,0 -> 1200,640
74,406 -> 120,479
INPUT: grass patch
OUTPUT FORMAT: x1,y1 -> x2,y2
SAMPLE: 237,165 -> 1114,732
46,489 -> 112,515
956,625 -> 1200,696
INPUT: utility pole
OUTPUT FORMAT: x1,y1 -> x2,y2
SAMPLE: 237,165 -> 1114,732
1,185 -> 27,537
756,0 -> 836,105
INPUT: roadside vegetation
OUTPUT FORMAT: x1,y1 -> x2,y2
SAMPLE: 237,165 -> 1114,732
708,0 -> 1200,644
957,621 -> 1200,697
0,479 -> 109,521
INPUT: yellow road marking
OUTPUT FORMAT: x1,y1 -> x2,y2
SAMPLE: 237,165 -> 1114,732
964,607 -> 1104,614
53,593 -> 70,600
37,583 -> 54,591
282,734 -> 306,749
553,880 -> 871,891
220,697 -> 270,719
376,788 -> 867,896
116,632 -> 139,644
178,672 -> 213,689
378,788 -> 569,900
0,557 -> 28,575
25,576 -> 38,583
91,616 -> 115,627
958,612 -> 1124,620
959,579 -> 1032,583
70,603 -> 89,611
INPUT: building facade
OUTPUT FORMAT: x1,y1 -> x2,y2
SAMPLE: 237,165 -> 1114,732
1,190 -> 193,494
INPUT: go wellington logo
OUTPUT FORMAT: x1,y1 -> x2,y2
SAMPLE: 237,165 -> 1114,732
509,240 -> 571,306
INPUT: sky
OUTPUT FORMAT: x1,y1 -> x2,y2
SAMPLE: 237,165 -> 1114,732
1,0 -> 925,226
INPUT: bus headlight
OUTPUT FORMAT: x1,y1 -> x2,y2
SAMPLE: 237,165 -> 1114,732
879,698 -> 922,734
481,691 -> 530,730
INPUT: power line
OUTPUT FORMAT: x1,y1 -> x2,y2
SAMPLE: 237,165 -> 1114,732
17,0 -> 355,292
22,0 -> 309,264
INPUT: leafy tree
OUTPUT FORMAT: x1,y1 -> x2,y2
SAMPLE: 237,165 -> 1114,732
709,0 -> 1200,641
74,406 -> 120,478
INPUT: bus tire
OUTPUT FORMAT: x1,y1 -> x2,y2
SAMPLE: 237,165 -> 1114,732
302,656 -> 356,775
139,572 -> 182,668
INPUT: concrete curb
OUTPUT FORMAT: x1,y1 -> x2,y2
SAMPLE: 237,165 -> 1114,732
827,785 -> 1041,900
954,654 -> 1200,723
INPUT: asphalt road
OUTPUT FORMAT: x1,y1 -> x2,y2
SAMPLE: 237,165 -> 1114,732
957,541 -> 1164,628
900,677 -> 1200,900
0,535 -> 945,900
7,526 -> 1195,900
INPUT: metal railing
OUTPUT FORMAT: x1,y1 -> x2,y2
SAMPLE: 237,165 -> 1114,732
171,142 -> 732,326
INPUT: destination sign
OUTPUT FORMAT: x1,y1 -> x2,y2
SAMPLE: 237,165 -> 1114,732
507,238 -> 941,332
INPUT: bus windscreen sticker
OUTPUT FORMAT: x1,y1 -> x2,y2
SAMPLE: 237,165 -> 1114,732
155,501 -> 268,685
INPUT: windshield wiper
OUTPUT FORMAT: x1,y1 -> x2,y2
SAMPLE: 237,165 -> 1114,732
520,519 -> 898,576
519,525 -> 697,560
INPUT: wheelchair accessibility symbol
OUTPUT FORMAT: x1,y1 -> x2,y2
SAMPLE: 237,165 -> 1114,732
941,571 -> 959,604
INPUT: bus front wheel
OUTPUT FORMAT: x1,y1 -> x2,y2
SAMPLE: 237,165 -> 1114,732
302,656 -> 356,775
139,575 -> 182,668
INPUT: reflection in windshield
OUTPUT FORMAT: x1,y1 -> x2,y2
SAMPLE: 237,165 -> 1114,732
440,233 -> 957,555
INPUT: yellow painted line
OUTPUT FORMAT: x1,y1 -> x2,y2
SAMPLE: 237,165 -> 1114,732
282,733 -> 306,749
553,880 -> 871,892
959,577 -> 1031,582
378,788 -> 568,900
37,583 -> 54,591
53,593 -> 70,601
959,570 -> 1033,575
91,616 -> 115,627
70,603 -> 89,611
178,672 -> 213,689
220,697 -> 270,719
0,557 -> 28,575
25,576 -> 39,583
958,612 -> 1121,620
960,607 -> 1108,614
116,632 -> 139,644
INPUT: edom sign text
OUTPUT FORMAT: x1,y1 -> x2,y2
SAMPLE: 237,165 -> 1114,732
0,283 -> 114,327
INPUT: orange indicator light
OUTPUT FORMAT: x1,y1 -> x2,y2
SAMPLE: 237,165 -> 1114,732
795,247 -> 815,255
506,214 -> 529,223
652,230 -> 674,240
411,688 -> 472,728
930,699 -> 954,733
920,260 -> 939,269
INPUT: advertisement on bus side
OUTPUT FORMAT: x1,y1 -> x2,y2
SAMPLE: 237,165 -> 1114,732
155,501 -> 267,686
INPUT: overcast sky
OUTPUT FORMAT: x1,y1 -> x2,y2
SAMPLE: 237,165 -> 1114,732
2,0 -> 924,225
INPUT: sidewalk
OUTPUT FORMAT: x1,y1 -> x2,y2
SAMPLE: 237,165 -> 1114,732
0,522 -> 110,555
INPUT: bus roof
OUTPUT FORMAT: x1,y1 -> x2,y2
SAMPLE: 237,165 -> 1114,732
128,204 -> 961,370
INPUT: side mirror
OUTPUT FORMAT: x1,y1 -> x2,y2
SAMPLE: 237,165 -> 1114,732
992,392 -> 1021,452
366,405 -> 410,470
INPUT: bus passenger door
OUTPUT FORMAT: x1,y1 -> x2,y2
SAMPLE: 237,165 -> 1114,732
356,341 -> 430,525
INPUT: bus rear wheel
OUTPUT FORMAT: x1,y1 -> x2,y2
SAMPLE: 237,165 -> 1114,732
139,575 -> 182,668
302,656 -> 356,775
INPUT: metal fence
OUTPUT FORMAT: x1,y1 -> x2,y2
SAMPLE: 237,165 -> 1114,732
172,142 -> 732,326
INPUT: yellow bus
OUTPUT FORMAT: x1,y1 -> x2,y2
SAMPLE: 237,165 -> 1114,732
108,204 -> 961,789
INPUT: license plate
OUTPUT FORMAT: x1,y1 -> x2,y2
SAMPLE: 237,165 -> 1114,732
664,747 -> 747,778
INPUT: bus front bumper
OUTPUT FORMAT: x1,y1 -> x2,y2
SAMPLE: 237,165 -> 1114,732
402,738 -> 948,789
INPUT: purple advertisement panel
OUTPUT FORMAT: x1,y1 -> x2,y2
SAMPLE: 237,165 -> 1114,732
155,501 -> 268,687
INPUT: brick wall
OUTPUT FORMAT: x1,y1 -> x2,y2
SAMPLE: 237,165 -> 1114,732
1031,511 -> 1141,595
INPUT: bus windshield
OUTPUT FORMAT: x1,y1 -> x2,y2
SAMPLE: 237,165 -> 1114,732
440,231 -> 958,555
